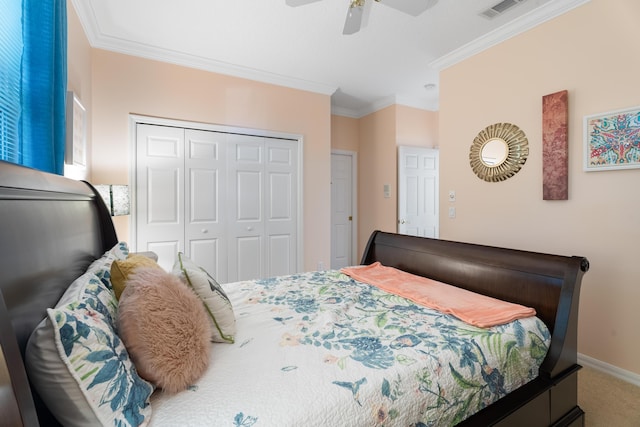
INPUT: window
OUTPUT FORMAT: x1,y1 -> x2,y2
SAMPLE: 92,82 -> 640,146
0,0 -> 22,164
0,0 -> 67,175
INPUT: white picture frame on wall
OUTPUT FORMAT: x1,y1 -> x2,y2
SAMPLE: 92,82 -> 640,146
65,91 -> 87,167
583,105 -> 640,171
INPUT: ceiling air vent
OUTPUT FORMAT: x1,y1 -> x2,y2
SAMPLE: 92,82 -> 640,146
480,0 -> 526,19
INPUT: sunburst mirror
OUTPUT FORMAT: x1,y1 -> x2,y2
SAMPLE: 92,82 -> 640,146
469,123 -> 529,182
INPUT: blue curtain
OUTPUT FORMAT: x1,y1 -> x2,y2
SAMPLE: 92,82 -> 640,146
20,0 -> 67,175
0,0 -> 23,164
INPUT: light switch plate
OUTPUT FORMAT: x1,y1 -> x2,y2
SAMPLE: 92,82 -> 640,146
448,190 -> 456,202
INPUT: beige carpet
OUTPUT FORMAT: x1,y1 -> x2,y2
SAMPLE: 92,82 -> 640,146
578,366 -> 640,426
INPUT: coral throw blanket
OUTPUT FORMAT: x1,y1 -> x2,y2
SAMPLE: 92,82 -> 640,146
341,262 -> 536,328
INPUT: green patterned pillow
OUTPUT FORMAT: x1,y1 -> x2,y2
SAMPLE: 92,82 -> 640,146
87,241 -> 130,289
55,271 -> 118,325
47,305 -> 153,426
173,253 -> 236,343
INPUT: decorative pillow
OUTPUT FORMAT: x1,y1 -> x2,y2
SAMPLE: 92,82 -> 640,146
111,253 -> 163,300
118,267 -> 212,393
55,271 -> 118,324
87,241 -> 130,289
172,253 -> 236,343
27,304 -> 153,427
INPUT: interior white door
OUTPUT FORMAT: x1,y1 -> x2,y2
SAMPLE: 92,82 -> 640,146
264,138 -> 297,278
135,124 -> 185,271
226,134 -> 297,282
227,134 -> 265,282
397,146 -> 439,238
135,122 -> 298,282
331,152 -> 353,269
184,129 -> 227,280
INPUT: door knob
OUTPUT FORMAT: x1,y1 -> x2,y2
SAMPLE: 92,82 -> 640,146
247,226 -> 253,231
201,229 -> 208,233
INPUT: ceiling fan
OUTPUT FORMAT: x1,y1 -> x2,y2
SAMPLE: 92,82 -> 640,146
286,0 -> 439,35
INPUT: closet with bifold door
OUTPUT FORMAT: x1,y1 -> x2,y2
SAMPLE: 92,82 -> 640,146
134,122 -> 298,284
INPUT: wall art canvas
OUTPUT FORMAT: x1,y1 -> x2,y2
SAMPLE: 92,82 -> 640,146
584,106 -> 640,171
543,90 -> 568,200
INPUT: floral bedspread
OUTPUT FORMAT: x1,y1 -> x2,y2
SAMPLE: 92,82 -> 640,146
149,270 -> 550,426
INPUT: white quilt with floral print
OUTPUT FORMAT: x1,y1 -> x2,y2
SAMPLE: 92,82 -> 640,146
149,270 -> 550,427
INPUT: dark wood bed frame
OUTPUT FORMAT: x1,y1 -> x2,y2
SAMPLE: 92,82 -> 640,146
0,160 -> 589,426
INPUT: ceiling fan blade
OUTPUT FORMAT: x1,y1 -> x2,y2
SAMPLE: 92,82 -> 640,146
285,0 -> 322,6
379,0 -> 438,16
343,1 -> 372,35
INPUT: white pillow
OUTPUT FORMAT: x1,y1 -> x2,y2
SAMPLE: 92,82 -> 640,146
172,253 -> 236,343
45,305 -> 153,426
25,242 -> 153,427
26,300 -> 153,426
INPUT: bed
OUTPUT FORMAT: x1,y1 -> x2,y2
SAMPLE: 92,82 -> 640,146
0,160 -> 589,426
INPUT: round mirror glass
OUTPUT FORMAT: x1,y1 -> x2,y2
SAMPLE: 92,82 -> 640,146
481,138 -> 508,166
469,123 -> 529,182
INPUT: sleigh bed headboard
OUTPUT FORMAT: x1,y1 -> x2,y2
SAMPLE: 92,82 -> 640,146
0,160 -> 118,426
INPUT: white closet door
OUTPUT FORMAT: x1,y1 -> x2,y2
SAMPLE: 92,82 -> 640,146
136,124 -> 185,271
265,138 -> 297,278
227,134 -> 297,282
135,121 -> 298,282
184,129 -> 227,280
227,134 -> 265,282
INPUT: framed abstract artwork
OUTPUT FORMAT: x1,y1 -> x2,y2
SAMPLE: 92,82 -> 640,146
584,106 -> 640,171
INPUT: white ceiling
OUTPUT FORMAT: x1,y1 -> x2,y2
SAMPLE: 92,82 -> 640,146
71,0 -> 588,118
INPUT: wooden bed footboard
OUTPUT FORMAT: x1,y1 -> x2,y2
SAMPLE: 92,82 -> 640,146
362,230 -> 589,426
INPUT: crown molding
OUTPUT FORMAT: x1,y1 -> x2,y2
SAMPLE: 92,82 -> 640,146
72,0 -> 588,117
331,95 -> 437,119
430,0 -> 591,71
330,106 -> 362,119
70,0 -> 337,97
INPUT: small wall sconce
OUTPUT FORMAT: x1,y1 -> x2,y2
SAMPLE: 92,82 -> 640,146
95,184 -> 130,216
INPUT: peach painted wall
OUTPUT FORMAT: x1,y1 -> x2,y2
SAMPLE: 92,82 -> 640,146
356,105 -> 438,253
64,2 -> 92,181
331,115 -> 359,152
89,50 -> 331,273
396,104 -> 438,148
357,106 -> 398,252
439,0 -> 640,374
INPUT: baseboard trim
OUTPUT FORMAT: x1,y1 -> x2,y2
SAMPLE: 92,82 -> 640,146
578,353 -> 640,387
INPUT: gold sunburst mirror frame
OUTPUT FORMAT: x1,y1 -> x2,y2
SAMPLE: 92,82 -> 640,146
469,123 -> 529,182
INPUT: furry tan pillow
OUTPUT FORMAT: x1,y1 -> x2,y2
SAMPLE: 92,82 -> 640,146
118,267 -> 212,393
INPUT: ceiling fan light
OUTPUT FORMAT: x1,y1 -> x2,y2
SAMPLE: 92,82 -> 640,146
343,0 -> 371,35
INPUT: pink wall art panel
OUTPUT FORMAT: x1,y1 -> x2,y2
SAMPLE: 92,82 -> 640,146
542,90 -> 569,200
